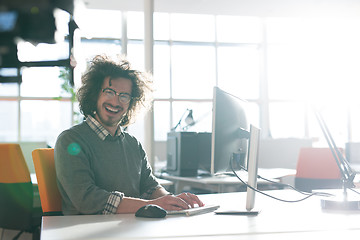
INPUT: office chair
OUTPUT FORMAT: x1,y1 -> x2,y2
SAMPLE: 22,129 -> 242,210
32,148 -> 63,216
295,148 -> 342,192
0,143 -> 41,240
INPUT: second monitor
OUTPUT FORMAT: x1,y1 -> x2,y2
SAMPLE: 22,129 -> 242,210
210,86 -> 250,175
166,87 -> 251,177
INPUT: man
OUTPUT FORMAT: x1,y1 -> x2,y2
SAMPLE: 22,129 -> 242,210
55,55 -> 204,215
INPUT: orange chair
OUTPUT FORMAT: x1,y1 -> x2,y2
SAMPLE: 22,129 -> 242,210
32,148 -> 62,215
295,148 -> 342,192
0,143 -> 41,240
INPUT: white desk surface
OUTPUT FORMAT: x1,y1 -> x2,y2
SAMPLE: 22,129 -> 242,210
41,189 -> 360,240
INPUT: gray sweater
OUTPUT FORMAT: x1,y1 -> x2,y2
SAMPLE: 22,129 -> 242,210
54,120 -> 159,215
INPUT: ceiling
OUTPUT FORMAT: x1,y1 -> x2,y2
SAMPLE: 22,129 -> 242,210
82,0 -> 360,17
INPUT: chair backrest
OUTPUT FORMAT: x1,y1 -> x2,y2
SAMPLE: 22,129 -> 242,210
0,143 -> 31,183
32,148 -> 62,215
0,143 -> 34,230
19,141 -> 49,174
295,147 -> 342,192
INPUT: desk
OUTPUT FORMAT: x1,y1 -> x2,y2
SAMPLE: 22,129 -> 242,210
158,168 -> 295,194
41,188 -> 360,240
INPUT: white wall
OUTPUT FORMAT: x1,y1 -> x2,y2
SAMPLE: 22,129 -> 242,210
258,138 -> 313,169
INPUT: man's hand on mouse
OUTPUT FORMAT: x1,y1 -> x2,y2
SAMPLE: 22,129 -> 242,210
149,192 -> 204,211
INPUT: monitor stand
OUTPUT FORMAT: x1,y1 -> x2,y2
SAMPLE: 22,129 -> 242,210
215,209 -> 260,215
215,125 -> 261,216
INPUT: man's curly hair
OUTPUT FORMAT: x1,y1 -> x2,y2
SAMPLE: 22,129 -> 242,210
77,54 -> 153,127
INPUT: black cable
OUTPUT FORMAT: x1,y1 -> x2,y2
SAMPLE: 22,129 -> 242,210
243,163 -> 333,197
229,157 -> 335,203
349,187 -> 360,196
257,172 -> 335,197
231,162 -> 313,195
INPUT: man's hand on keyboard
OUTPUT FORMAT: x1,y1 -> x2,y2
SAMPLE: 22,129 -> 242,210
149,192 -> 204,211
176,192 -> 204,208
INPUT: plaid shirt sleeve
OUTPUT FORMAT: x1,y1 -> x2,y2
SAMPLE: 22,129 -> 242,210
102,191 -> 124,215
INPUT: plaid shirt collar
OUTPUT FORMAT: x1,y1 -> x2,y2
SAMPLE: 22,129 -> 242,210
86,115 -> 124,141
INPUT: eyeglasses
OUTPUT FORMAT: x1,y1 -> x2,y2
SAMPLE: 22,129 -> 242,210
102,88 -> 132,104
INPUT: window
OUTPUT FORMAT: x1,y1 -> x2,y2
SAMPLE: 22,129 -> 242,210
144,13 -> 262,142
0,9 -> 123,146
217,45 -> 260,99
170,14 -> 215,42
266,17 -> 360,145
1,8 -> 360,166
78,9 -> 122,39
171,44 -> 216,99
0,101 -> 18,142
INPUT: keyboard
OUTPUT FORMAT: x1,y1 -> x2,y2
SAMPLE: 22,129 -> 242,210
167,204 -> 220,216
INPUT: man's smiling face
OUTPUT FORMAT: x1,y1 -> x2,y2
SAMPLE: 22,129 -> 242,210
95,76 -> 132,135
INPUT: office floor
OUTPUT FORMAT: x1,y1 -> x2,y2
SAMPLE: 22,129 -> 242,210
0,228 -> 33,240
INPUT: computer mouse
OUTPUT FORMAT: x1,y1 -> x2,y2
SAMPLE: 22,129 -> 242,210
135,204 -> 167,218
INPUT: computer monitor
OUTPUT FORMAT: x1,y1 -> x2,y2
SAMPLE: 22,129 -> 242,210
210,87 -> 249,175
246,125 -> 261,212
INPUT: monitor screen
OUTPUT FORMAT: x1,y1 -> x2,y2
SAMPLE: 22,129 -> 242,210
210,87 -> 249,175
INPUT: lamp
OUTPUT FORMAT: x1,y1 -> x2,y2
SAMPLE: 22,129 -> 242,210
171,109 -> 195,131
315,110 -> 360,210
183,109 -> 196,130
